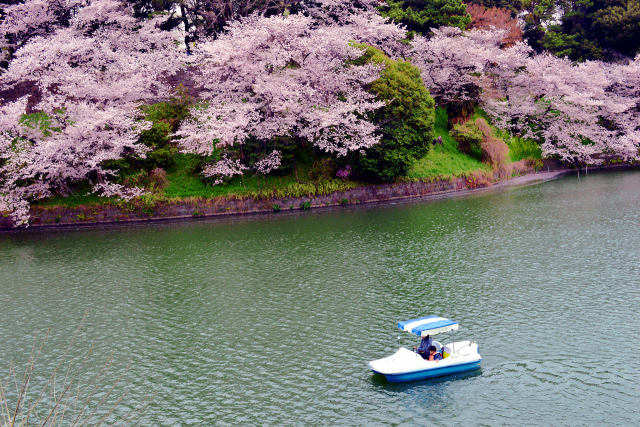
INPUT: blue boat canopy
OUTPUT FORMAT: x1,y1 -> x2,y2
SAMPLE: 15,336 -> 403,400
397,315 -> 459,337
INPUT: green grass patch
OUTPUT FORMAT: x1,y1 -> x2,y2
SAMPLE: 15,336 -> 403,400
164,154 -> 360,199
34,153 -> 362,210
34,181 -> 115,208
408,107 -> 489,179
35,193 -> 114,208
504,135 -> 542,162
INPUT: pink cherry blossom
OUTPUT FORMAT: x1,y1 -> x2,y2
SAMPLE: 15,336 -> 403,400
411,27 -> 640,164
0,0 -> 185,226
254,150 -> 282,175
202,156 -> 248,185
175,12 -> 400,170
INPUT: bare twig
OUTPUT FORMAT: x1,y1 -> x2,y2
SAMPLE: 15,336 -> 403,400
2,314 -> 147,427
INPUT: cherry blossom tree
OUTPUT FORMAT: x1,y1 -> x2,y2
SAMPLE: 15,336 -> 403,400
484,53 -> 640,164
410,26 -> 529,105
0,0 -> 85,62
203,155 -> 248,185
254,150 -> 282,175
0,0 -> 185,226
411,27 -> 640,164
175,12 -> 405,182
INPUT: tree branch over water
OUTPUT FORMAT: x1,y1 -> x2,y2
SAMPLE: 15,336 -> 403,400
0,316 -> 152,426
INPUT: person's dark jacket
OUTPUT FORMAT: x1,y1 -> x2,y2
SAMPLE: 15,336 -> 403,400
417,336 -> 432,354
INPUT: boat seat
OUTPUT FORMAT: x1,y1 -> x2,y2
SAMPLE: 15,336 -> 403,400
442,345 -> 452,358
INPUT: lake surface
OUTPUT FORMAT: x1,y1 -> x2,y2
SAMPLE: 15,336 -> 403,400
1,172 -> 639,425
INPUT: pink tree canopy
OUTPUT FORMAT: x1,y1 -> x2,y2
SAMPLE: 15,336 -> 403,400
484,53 -> 640,164
411,27 -> 640,164
0,0 -> 185,226
410,27 -> 530,105
174,12 -> 405,181
0,0 -> 85,55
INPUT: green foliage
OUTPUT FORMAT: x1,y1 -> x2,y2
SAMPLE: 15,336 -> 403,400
134,86 -> 194,172
472,107 -> 542,162
164,154 -> 220,198
542,24 -> 603,61
451,120 -> 483,161
19,112 -> 60,137
163,153 -> 359,199
266,180 -> 357,199
381,0 -> 472,35
467,0 -> 524,14
593,1 -> 640,57
528,0 -> 640,61
35,193 -> 113,208
138,121 -> 173,149
504,134 -> 542,161
146,147 -> 177,170
520,0 -> 562,53
141,85 -> 193,127
122,170 -> 149,188
139,193 -> 158,215
533,159 -> 544,170
272,204 -> 281,212
352,44 -> 435,182
301,201 -> 311,210
408,107 -> 489,179
308,158 -> 337,181
34,180 -> 114,208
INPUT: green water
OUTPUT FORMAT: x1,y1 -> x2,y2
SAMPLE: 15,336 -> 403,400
1,172 -> 639,425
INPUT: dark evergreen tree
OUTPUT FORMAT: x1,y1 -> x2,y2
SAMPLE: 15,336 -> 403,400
528,0 -> 640,61
351,44 -> 436,181
380,0 -> 471,35
467,0 -> 525,14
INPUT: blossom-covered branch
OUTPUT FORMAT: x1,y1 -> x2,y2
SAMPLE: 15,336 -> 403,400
0,0 -> 185,226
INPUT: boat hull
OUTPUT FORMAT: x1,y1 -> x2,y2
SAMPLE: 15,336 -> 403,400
376,360 -> 481,382
369,341 -> 481,383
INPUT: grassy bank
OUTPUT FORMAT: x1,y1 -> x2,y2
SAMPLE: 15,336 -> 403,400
34,107 -> 539,209
35,154 -> 362,208
162,154 -> 361,199
408,108 -> 490,179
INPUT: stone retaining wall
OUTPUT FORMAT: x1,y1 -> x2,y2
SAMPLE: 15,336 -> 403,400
0,177 -> 477,229
6,164 -> 634,230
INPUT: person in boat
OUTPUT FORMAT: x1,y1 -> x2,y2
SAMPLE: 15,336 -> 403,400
414,334 -> 432,359
427,345 -> 443,362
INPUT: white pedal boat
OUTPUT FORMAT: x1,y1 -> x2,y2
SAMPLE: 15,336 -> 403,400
369,316 -> 481,383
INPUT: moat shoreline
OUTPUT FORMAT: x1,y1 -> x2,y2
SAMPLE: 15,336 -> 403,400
2,165 -> 635,232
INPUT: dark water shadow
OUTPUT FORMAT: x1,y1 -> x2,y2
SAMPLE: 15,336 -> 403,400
369,367 -> 483,392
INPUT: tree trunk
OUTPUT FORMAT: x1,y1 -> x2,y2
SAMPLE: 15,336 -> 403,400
180,5 -> 192,55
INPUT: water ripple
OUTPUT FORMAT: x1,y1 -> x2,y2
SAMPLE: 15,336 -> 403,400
1,172 -> 639,425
